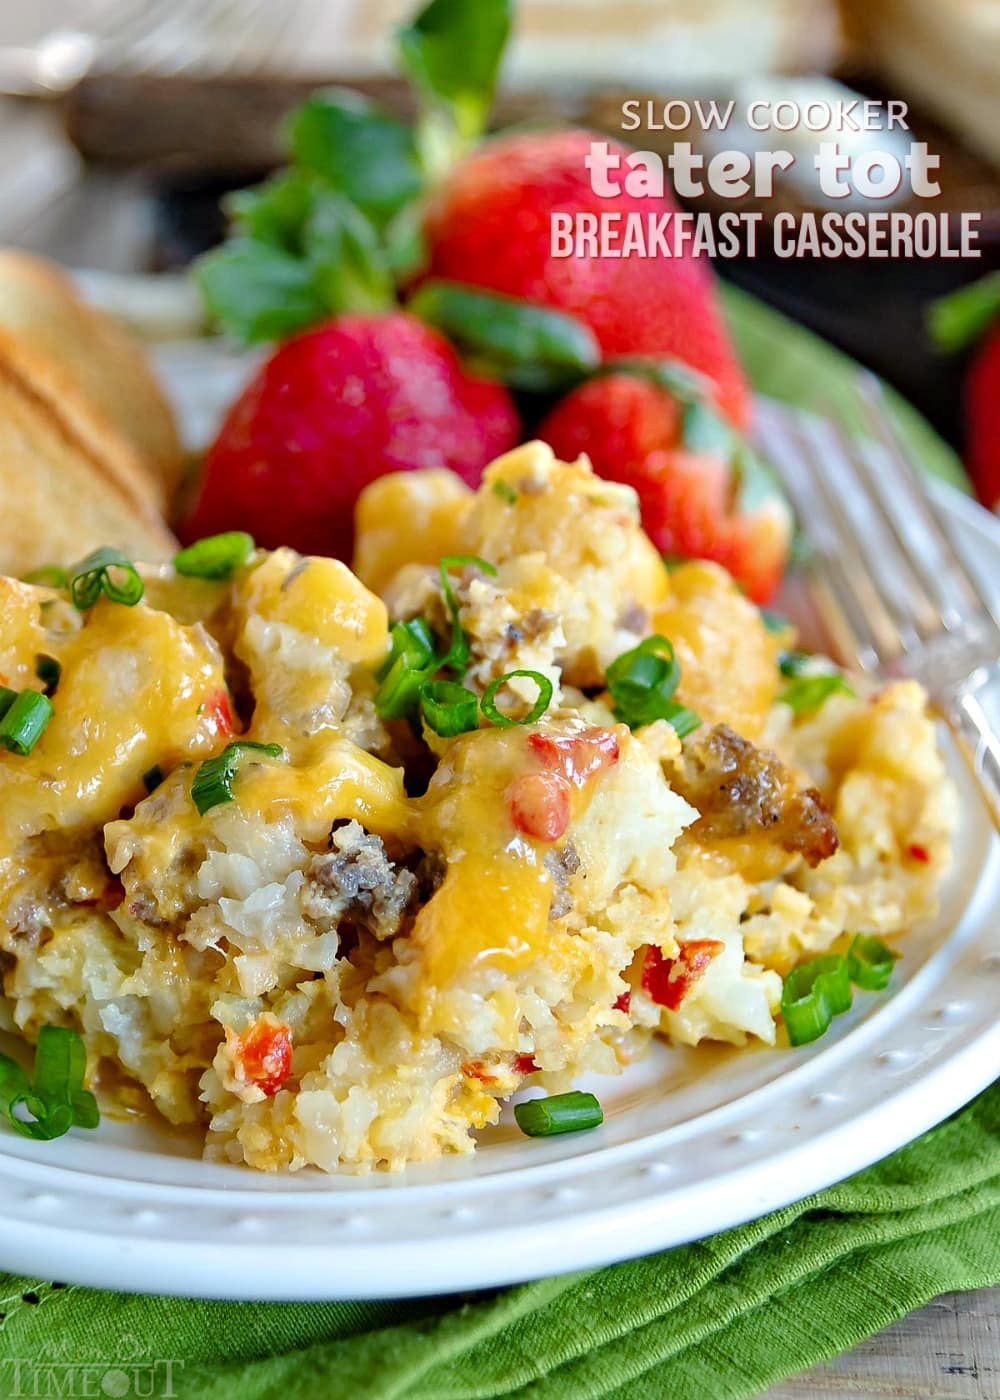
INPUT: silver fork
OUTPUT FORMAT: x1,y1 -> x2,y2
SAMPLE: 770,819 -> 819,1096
754,374 -> 1000,832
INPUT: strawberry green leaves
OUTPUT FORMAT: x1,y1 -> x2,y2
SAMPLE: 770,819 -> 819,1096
397,0 -> 511,153
196,175 -> 394,344
195,0 -> 517,345
409,280 -> 600,390
196,237 -> 327,346
288,88 -> 424,228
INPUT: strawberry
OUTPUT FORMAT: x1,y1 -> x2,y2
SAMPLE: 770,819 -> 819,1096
928,274 -> 1000,512
181,312 -> 519,559
966,321 -> 1000,512
539,373 -> 791,602
424,129 -> 751,430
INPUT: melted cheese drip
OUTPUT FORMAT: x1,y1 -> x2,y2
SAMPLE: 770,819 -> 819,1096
238,735 -> 415,845
411,728 -> 562,1009
0,577 -> 75,691
0,596 -> 227,853
353,469 -> 473,596
236,550 -> 388,665
654,561 -> 780,740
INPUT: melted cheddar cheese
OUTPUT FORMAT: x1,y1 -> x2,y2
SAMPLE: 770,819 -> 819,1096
654,561 -> 780,740
0,595 -> 228,852
236,550 -> 388,666
354,470 -> 473,597
238,735 -> 415,844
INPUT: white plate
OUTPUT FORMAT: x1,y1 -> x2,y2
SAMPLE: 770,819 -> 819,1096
0,402 -> 997,1301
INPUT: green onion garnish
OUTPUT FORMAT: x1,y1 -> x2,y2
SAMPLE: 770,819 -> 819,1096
0,687 -> 16,721
420,680 -> 480,737
779,673 -> 855,715
35,654 -> 61,695
492,481 -> 518,505
778,650 -> 809,677
439,555 -> 497,676
22,565 -> 69,590
847,934 -> 899,992
481,670 -> 553,728
142,764 -> 164,794
0,1026 -> 98,1142
70,547 -> 144,610
174,532 -> 255,581
781,954 -> 852,1046
660,703 -> 702,738
514,1091 -> 604,1138
190,740 -> 283,816
375,618 -> 438,720
0,690 -> 53,755
606,635 -> 701,736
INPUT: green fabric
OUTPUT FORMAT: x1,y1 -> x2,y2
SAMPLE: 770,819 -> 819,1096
720,282 -> 970,491
0,288 -> 989,1398
0,1083 -> 996,1398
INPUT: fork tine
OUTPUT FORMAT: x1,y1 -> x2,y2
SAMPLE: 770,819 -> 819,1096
821,405 -> 942,650
755,408 -> 897,671
855,374 -> 999,635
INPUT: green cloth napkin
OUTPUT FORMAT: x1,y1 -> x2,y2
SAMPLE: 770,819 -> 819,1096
0,1082 -> 996,1399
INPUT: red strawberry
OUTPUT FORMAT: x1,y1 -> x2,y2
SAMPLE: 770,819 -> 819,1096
181,313 -> 519,559
539,373 -> 791,602
425,129 -> 751,430
966,321 -> 1000,512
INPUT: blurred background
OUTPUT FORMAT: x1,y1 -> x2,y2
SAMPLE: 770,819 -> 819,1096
0,0 -> 997,448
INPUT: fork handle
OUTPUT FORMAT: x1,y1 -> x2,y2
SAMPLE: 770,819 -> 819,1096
945,662 -> 1000,834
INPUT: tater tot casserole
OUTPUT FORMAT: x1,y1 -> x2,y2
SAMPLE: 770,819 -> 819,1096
0,443 -> 955,1171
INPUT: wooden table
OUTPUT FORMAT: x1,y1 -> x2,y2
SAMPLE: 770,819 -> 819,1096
766,1290 -> 999,1398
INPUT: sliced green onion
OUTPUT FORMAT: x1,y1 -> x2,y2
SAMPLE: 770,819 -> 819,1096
70,547 -> 144,610
847,934 -> 900,992
375,618 -> 438,720
492,481 -> 518,505
22,565 -> 69,590
439,555 -> 497,676
33,1023 -> 86,1105
606,635 -> 700,736
142,764 -> 164,794
174,531 -> 255,581
781,954 -> 852,1046
515,1090 -> 604,1138
70,1087 -> 101,1130
191,740 -> 283,816
659,702 -> 702,738
0,690 -> 53,755
35,654 -> 61,695
481,670 -> 553,728
420,680 -> 480,737
0,686 -> 16,721
779,673 -> 855,715
778,650 -> 810,677
7,1098 -> 74,1142
0,1026 -> 98,1142
0,1057 -> 32,1120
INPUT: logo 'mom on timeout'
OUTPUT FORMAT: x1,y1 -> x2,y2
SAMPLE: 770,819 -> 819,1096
6,1358 -> 183,1398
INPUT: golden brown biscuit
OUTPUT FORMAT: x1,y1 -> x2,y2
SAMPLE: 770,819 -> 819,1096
0,351 -> 175,577
0,250 -> 183,509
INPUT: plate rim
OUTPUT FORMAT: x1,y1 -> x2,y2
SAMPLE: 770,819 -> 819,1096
0,410 -> 997,1300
